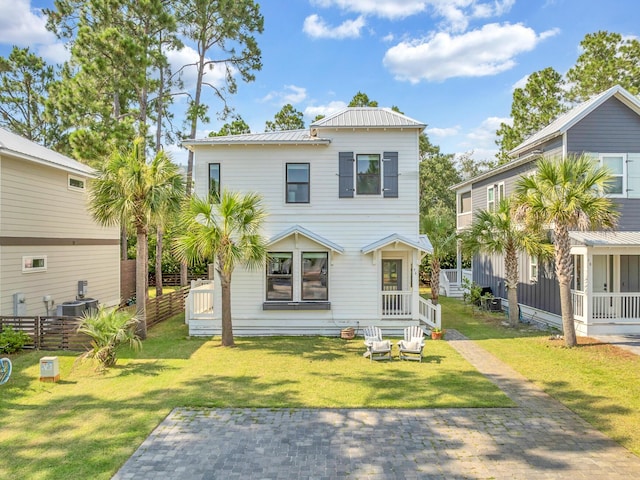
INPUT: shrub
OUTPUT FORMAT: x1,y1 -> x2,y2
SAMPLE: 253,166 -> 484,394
77,307 -> 142,371
0,327 -> 31,354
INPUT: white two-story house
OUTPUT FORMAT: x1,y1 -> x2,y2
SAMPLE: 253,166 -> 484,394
183,107 -> 438,336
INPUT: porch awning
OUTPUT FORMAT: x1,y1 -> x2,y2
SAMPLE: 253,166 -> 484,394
361,233 -> 433,254
570,231 -> 640,247
268,225 -> 344,253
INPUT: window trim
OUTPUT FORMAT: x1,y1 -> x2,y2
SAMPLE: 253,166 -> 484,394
600,153 -> 626,198
530,255 -> 538,282
487,185 -> 495,211
286,163 -> 310,204
458,190 -> 472,215
208,163 -> 221,200
68,175 -> 86,192
355,153 -> 382,196
22,255 -> 47,273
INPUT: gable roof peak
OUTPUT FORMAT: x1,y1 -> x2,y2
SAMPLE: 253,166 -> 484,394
311,107 -> 425,129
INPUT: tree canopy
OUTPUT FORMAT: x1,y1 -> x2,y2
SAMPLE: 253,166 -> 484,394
265,104 -> 305,131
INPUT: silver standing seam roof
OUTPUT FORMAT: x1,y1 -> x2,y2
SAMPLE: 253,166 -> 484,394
361,233 -> 433,254
0,127 -> 94,176
268,225 -> 344,253
182,107 -> 426,148
570,231 -> 640,247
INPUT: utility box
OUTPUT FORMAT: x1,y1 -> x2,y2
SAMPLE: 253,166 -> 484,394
40,356 -> 60,383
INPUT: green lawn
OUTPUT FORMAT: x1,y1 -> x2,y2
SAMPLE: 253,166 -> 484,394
0,315 -> 511,480
440,295 -> 640,457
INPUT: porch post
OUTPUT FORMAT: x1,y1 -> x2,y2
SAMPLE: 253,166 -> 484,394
585,250 -> 592,324
456,239 -> 462,286
412,250 -> 420,320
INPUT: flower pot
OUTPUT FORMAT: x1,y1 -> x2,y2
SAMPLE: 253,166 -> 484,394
340,327 -> 355,340
431,331 -> 443,340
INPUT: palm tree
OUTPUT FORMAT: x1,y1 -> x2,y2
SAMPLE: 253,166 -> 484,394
174,190 -> 268,346
89,138 -> 184,339
513,154 -> 618,347
460,198 -> 551,327
421,210 -> 457,305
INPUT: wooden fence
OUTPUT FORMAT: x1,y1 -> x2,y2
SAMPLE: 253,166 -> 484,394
0,316 -> 88,351
148,273 -> 202,286
145,286 -> 189,327
1,286 -> 191,351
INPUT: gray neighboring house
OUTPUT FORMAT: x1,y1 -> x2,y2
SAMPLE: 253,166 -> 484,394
452,85 -> 640,336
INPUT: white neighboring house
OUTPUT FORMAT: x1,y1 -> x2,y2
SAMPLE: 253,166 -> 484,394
0,128 -> 121,317
183,107 -> 439,336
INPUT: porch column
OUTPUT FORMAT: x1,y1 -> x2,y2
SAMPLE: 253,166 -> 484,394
456,239 -> 462,286
412,250 -> 420,320
585,250 -> 593,324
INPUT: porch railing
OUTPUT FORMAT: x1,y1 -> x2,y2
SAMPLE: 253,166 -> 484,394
185,281 -> 214,323
572,291 -> 640,323
381,290 -> 412,316
418,297 -> 441,329
441,269 -> 472,285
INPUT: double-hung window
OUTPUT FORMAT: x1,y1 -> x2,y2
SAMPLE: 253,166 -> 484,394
286,163 -> 310,203
487,182 -> 504,211
266,253 -> 293,301
600,154 -> 626,196
209,163 -> 220,201
530,256 -> 539,282
356,154 -> 381,195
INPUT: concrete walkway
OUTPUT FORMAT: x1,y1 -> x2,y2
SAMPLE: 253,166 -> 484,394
113,330 -> 640,479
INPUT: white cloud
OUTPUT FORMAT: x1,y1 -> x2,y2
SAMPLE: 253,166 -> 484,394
310,0 -> 515,30
382,33 -> 395,43
512,74 -> 530,91
304,101 -> 348,119
166,45 -> 230,93
303,14 -> 366,39
260,85 -> 308,105
426,126 -> 460,137
383,23 -> 559,83
311,0 -> 428,20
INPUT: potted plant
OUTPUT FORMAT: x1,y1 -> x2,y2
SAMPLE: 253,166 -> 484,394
431,327 -> 444,340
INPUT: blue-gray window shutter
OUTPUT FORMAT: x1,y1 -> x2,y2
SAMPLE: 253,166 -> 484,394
339,152 -> 354,198
383,151 -> 398,198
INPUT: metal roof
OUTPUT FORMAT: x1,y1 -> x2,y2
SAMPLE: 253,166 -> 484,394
361,233 -> 433,254
510,85 -> 640,157
311,107 -> 426,129
0,128 -> 94,176
268,225 -> 344,253
182,129 -> 331,148
570,231 -> 640,247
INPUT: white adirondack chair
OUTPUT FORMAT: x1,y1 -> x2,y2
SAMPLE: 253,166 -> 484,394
363,326 -> 392,362
397,325 -> 426,362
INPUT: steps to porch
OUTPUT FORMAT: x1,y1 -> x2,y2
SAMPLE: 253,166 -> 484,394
439,269 -> 472,299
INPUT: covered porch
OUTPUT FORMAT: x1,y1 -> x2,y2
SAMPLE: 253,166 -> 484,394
570,231 -> 640,335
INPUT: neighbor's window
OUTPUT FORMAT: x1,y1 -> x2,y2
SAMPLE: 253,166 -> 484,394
530,256 -> 539,281
487,185 -> 495,211
68,175 -> 86,191
209,163 -> 220,200
356,154 -> 381,195
601,154 -> 625,196
459,191 -> 471,214
266,252 -> 293,301
23,255 -> 47,273
286,163 -> 310,203
301,252 -> 328,301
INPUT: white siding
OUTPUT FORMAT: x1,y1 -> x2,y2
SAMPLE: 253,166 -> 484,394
190,127 -> 423,333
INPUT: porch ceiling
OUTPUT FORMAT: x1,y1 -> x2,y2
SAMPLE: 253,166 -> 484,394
570,231 -> 640,247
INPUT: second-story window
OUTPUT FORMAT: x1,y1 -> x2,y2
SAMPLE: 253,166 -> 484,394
209,163 -> 220,201
487,182 -> 504,211
601,154 -> 625,196
356,154 -> 381,195
286,163 -> 310,203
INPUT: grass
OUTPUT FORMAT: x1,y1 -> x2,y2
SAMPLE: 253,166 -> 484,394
440,295 -> 640,457
147,286 -> 181,298
0,315 -> 511,480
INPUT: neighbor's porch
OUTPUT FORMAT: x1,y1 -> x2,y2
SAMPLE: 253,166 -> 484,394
570,232 -> 640,335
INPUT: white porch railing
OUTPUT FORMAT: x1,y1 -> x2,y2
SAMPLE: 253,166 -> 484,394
185,280 -> 214,323
572,291 -> 640,324
381,290 -> 412,316
419,297 -> 441,329
441,269 -> 472,285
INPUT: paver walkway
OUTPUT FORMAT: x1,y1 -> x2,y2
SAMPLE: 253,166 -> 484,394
112,330 -> 640,479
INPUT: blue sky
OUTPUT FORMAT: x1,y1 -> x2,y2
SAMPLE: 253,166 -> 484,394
1,0 -> 639,165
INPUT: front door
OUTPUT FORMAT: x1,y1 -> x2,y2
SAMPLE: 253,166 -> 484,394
382,259 -> 403,314
593,255 -> 614,317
